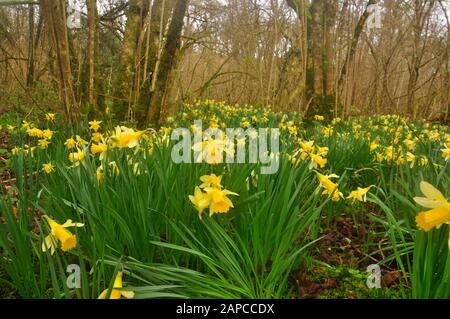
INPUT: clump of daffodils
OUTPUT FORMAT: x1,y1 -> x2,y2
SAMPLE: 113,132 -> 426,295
288,140 -> 328,170
22,121 -> 54,150
189,174 -> 239,218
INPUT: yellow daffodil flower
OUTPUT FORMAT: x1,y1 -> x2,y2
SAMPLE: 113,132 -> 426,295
241,120 -> 251,128
38,139 -> 50,150
22,121 -> 31,130
288,125 -> 298,136
316,172 -> 343,202
316,146 -> 329,156
42,162 -> 55,174
96,165 -> 104,183
41,216 -> 84,255
404,139 -> 417,151
331,191 -> 344,202
65,137 -> 76,149
314,115 -> 324,121
396,155 -> 405,165
288,154 -> 301,167
309,153 -> 327,170
45,113 -> 56,122
419,157 -> 429,166
385,146 -> 395,162
98,272 -> 135,299
204,187 -> 239,216
76,135 -> 88,147
428,131 -> 440,141
193,138 -> 228,164
323,127 -> 333,137
442,146 -> 450,162
199,174 -> 223,189
316,172 -> 338,194
189,186 -> 211,217
108,161 -> 120,176
91,132 -> 103,143
370,142 -> 379,152
406,152 -> 416,168
69,149 -> 86,166
89,120 -> 102,132
347,186 -> 373,203
27,127 -> 43,138
375,152 -> 384,163
91,143 -> 108,160
110,126 -> 145,149
332,118 -> 342,125
42,129 -> 53,140
299,141 -> 315,153
414,181 -> 450,249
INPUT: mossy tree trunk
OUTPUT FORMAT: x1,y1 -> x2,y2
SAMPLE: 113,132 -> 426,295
147,0 -> 189,126
135,0 -> 174,123
39,0 -> 79,122
286,0 -> 337,115
112,0 -> 145,120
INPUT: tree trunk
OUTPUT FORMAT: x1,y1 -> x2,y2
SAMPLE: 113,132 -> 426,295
309,0 -> 323,96
26,4 -> 35,88
323,0 -> 337,96
135,0 -> 173,123
112,0 -> 145,120
147,0 -> 188,125
39,0 -> 79,121
338,0 -> 376,90
286,0 -> 309,113
442,0 -> 450,122
87,0 -> 97,107
407,0 -> 436,119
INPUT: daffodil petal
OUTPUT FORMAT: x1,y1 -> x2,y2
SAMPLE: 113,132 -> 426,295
420,181 -> 446,203
414,196 -> 445,209
42,234 -> 57,255
98,289 -> 108,299
61,220 -> 85,228
120,290 -> 135,299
